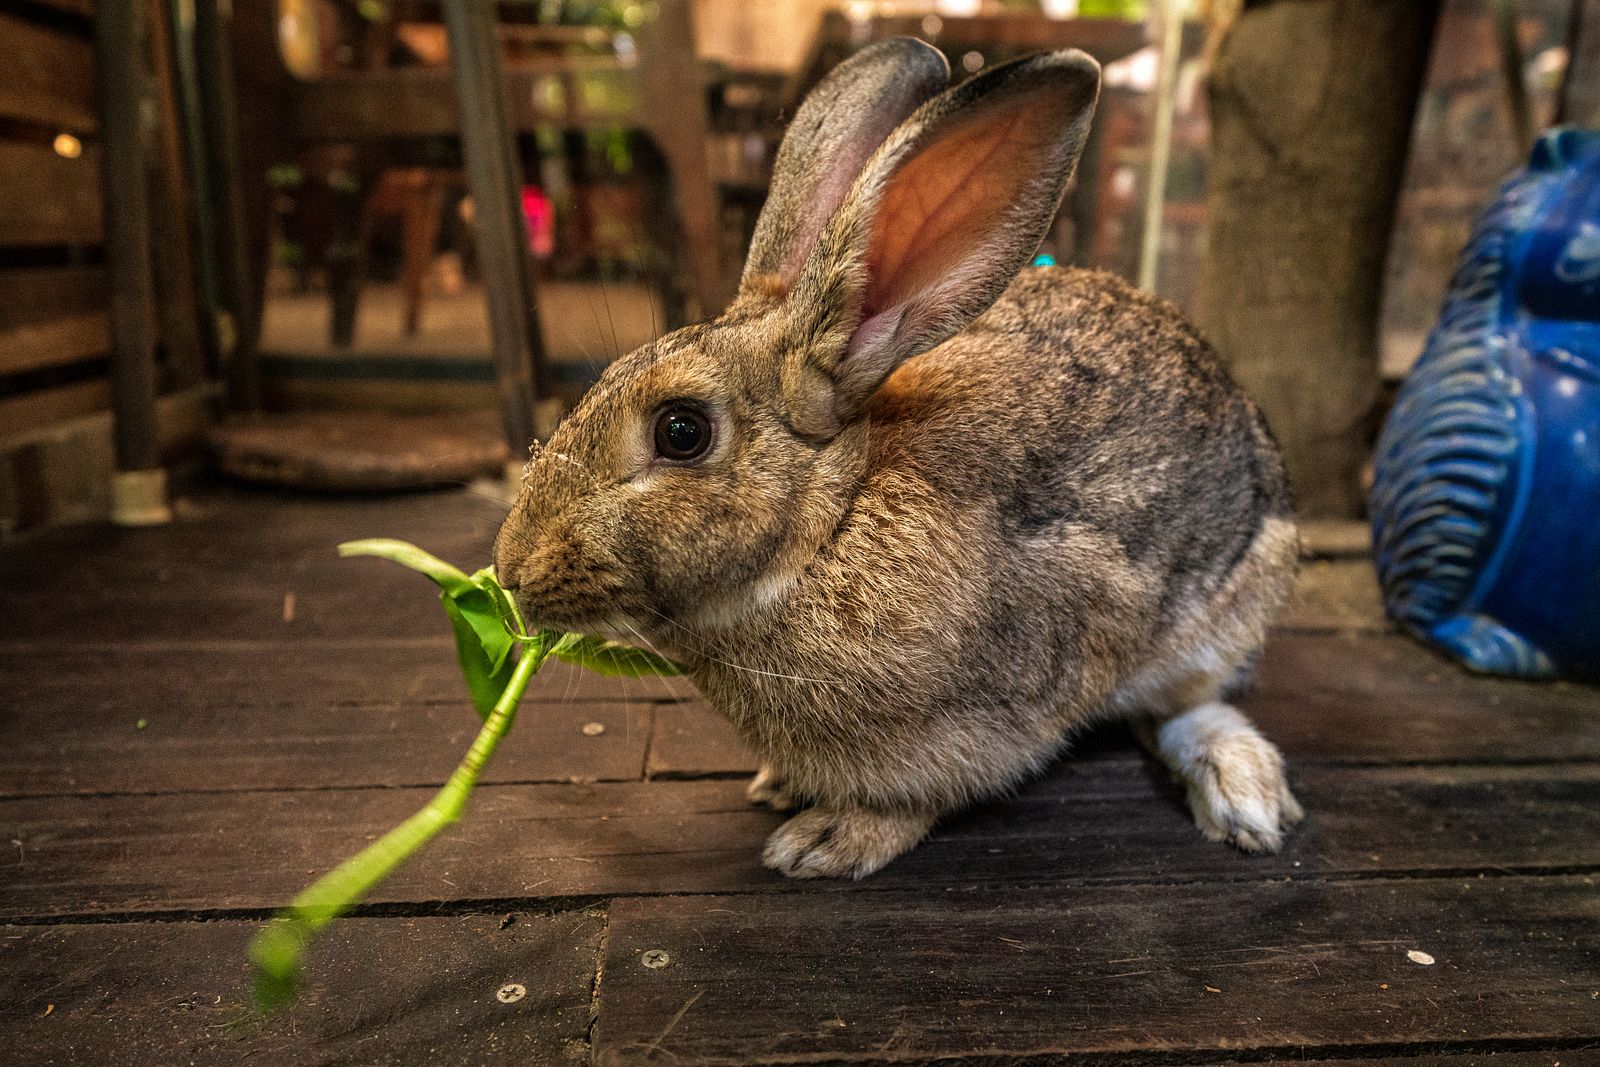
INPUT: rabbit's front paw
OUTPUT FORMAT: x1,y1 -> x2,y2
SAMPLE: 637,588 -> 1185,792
745,764 -> 798,811
1157,702 -> 1305,853
762,806 -> 934,880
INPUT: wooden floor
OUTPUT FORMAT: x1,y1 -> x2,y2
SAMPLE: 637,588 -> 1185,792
1,487 -> 1596,1066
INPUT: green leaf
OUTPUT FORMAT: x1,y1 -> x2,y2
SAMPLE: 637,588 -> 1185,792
250,633 -> 554,1014
339,539 -> 473,596
471,568 -> 532,635
441,594 -> 515,719
341,543 -> 523,715
251,545 -> 683,1012
551,633 -> 683,677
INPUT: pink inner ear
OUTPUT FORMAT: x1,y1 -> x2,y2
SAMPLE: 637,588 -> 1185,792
782,165 -> 860,283
844,305 -> 905,361
862,101 -> 1051,320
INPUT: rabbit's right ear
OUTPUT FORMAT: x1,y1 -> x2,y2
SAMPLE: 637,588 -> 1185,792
740,38 -> 949,298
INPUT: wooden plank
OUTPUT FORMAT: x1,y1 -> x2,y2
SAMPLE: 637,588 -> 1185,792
0,141 -> 102,246
0,267 -> 109,376
4,762 -> 1598,919
0,378 -> 109,443
0,695 -> 654,797
1280,557 -> 1388,632
1219,1058 -> 1600,1067
646,631 -> 1600,777
0,638 -> 691,717
0,912 -> 600,1065
647,701 -> 753,779
18,0 -> 95,17
0,12 -> 97,130
0,383 -> 212,534
1245,631 -> 1600,764
0,488 -> 503,640
594,876 -> 1600,1064
292,64 -> 638,142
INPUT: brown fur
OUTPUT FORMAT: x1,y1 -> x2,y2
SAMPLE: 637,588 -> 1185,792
495,43 -> 1302,879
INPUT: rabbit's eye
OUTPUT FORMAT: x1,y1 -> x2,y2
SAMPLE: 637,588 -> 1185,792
653,406 -> 712,462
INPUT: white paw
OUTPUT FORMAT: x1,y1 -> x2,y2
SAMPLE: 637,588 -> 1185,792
762,806 -> 933,880
745,764 -> 798,811
1158,702 -> 1304,853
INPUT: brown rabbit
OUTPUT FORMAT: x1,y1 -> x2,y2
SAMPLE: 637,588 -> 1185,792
494,38 -> 1303,879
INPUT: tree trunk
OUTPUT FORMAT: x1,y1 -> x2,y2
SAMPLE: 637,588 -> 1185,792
1199,0 -> 1441,518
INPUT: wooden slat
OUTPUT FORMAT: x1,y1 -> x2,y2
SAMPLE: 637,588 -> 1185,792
3,762 -> 1598,919
0,639 -> 690,717
0,11 -> 97,130
1279,557 -> 1388,632
0,377 -> 109,443
292,64 -> 639,142
1248,631 -> 1600,763
647,701 -> 753,779
0,695 -> 654,797
594,876 -> 1599,1064
0,141 -> 102,245
18,0 -> 95,17
647,630 -> 1600,776
0,912 -> 600,1065
0,266 -> 108,376
0,487 -> 503,640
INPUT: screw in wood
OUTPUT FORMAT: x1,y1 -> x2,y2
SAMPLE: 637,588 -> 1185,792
641,949 -> 671,969
582,722 -> 607,736
496,983 -> 527,1003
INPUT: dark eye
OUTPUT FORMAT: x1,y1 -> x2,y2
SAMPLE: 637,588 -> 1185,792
653,405 -> 712,462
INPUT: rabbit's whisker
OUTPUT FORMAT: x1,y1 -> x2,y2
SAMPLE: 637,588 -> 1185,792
627,605 -> 839,688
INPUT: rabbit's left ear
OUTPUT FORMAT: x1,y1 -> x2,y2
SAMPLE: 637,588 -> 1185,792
784,50 -> 1100,437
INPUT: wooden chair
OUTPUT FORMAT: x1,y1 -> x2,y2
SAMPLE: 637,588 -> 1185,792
221,0 -> 729,451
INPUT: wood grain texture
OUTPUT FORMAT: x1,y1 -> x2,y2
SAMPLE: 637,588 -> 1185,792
0,639 -> 690,717
0,488 -> 503,641
3,487 -> 1597,1064
0,695 -> 655,797
0,141 -> 102,246
17,0 -> 94,18
595,876 -> 1600,1064
0,912 -> 601,1066
4,762 -> 1598,920
0,379 -> 109,443
0,267 -> 108,376
644,631 -> 1600,778
0,11 -> 96,130
1280,557 -> 1387,632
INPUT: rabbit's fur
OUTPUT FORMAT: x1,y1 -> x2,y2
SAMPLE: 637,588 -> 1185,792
495,40 -> 1303,879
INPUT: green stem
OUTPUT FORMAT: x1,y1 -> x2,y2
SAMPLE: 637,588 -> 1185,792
250,632 -> 555,1010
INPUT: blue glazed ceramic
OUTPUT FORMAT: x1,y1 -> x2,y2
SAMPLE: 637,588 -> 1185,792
1371,127 -> 1600,681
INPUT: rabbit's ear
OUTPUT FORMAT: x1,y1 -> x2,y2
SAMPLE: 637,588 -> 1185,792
740,38 -> 949,297
785,50 -> 1100,436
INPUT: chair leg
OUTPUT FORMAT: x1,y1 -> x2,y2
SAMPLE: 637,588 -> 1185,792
400,183 -> 444,337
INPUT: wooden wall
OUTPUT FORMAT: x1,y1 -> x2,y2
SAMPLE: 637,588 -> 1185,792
0,0 -> 212,536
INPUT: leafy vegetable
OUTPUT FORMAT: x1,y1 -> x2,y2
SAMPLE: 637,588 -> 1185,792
551,632 -> 682,678
249,540 -> 681,1011
339,540 -> 522,719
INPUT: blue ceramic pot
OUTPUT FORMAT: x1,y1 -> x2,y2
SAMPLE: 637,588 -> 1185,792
1371,127 -> 1600,680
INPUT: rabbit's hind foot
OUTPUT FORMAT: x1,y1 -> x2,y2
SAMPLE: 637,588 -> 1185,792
746,764 -> 800,811
1154,701 -> 1304,853
762,805 -> 935,880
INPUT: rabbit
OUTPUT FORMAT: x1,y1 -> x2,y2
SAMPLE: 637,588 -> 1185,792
493,38 -> 1304,880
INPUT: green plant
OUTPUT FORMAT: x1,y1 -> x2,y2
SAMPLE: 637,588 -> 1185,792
248,540 -> 680,1011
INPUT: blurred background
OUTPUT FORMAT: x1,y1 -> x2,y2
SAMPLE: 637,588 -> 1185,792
0,0 -> 1593,533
